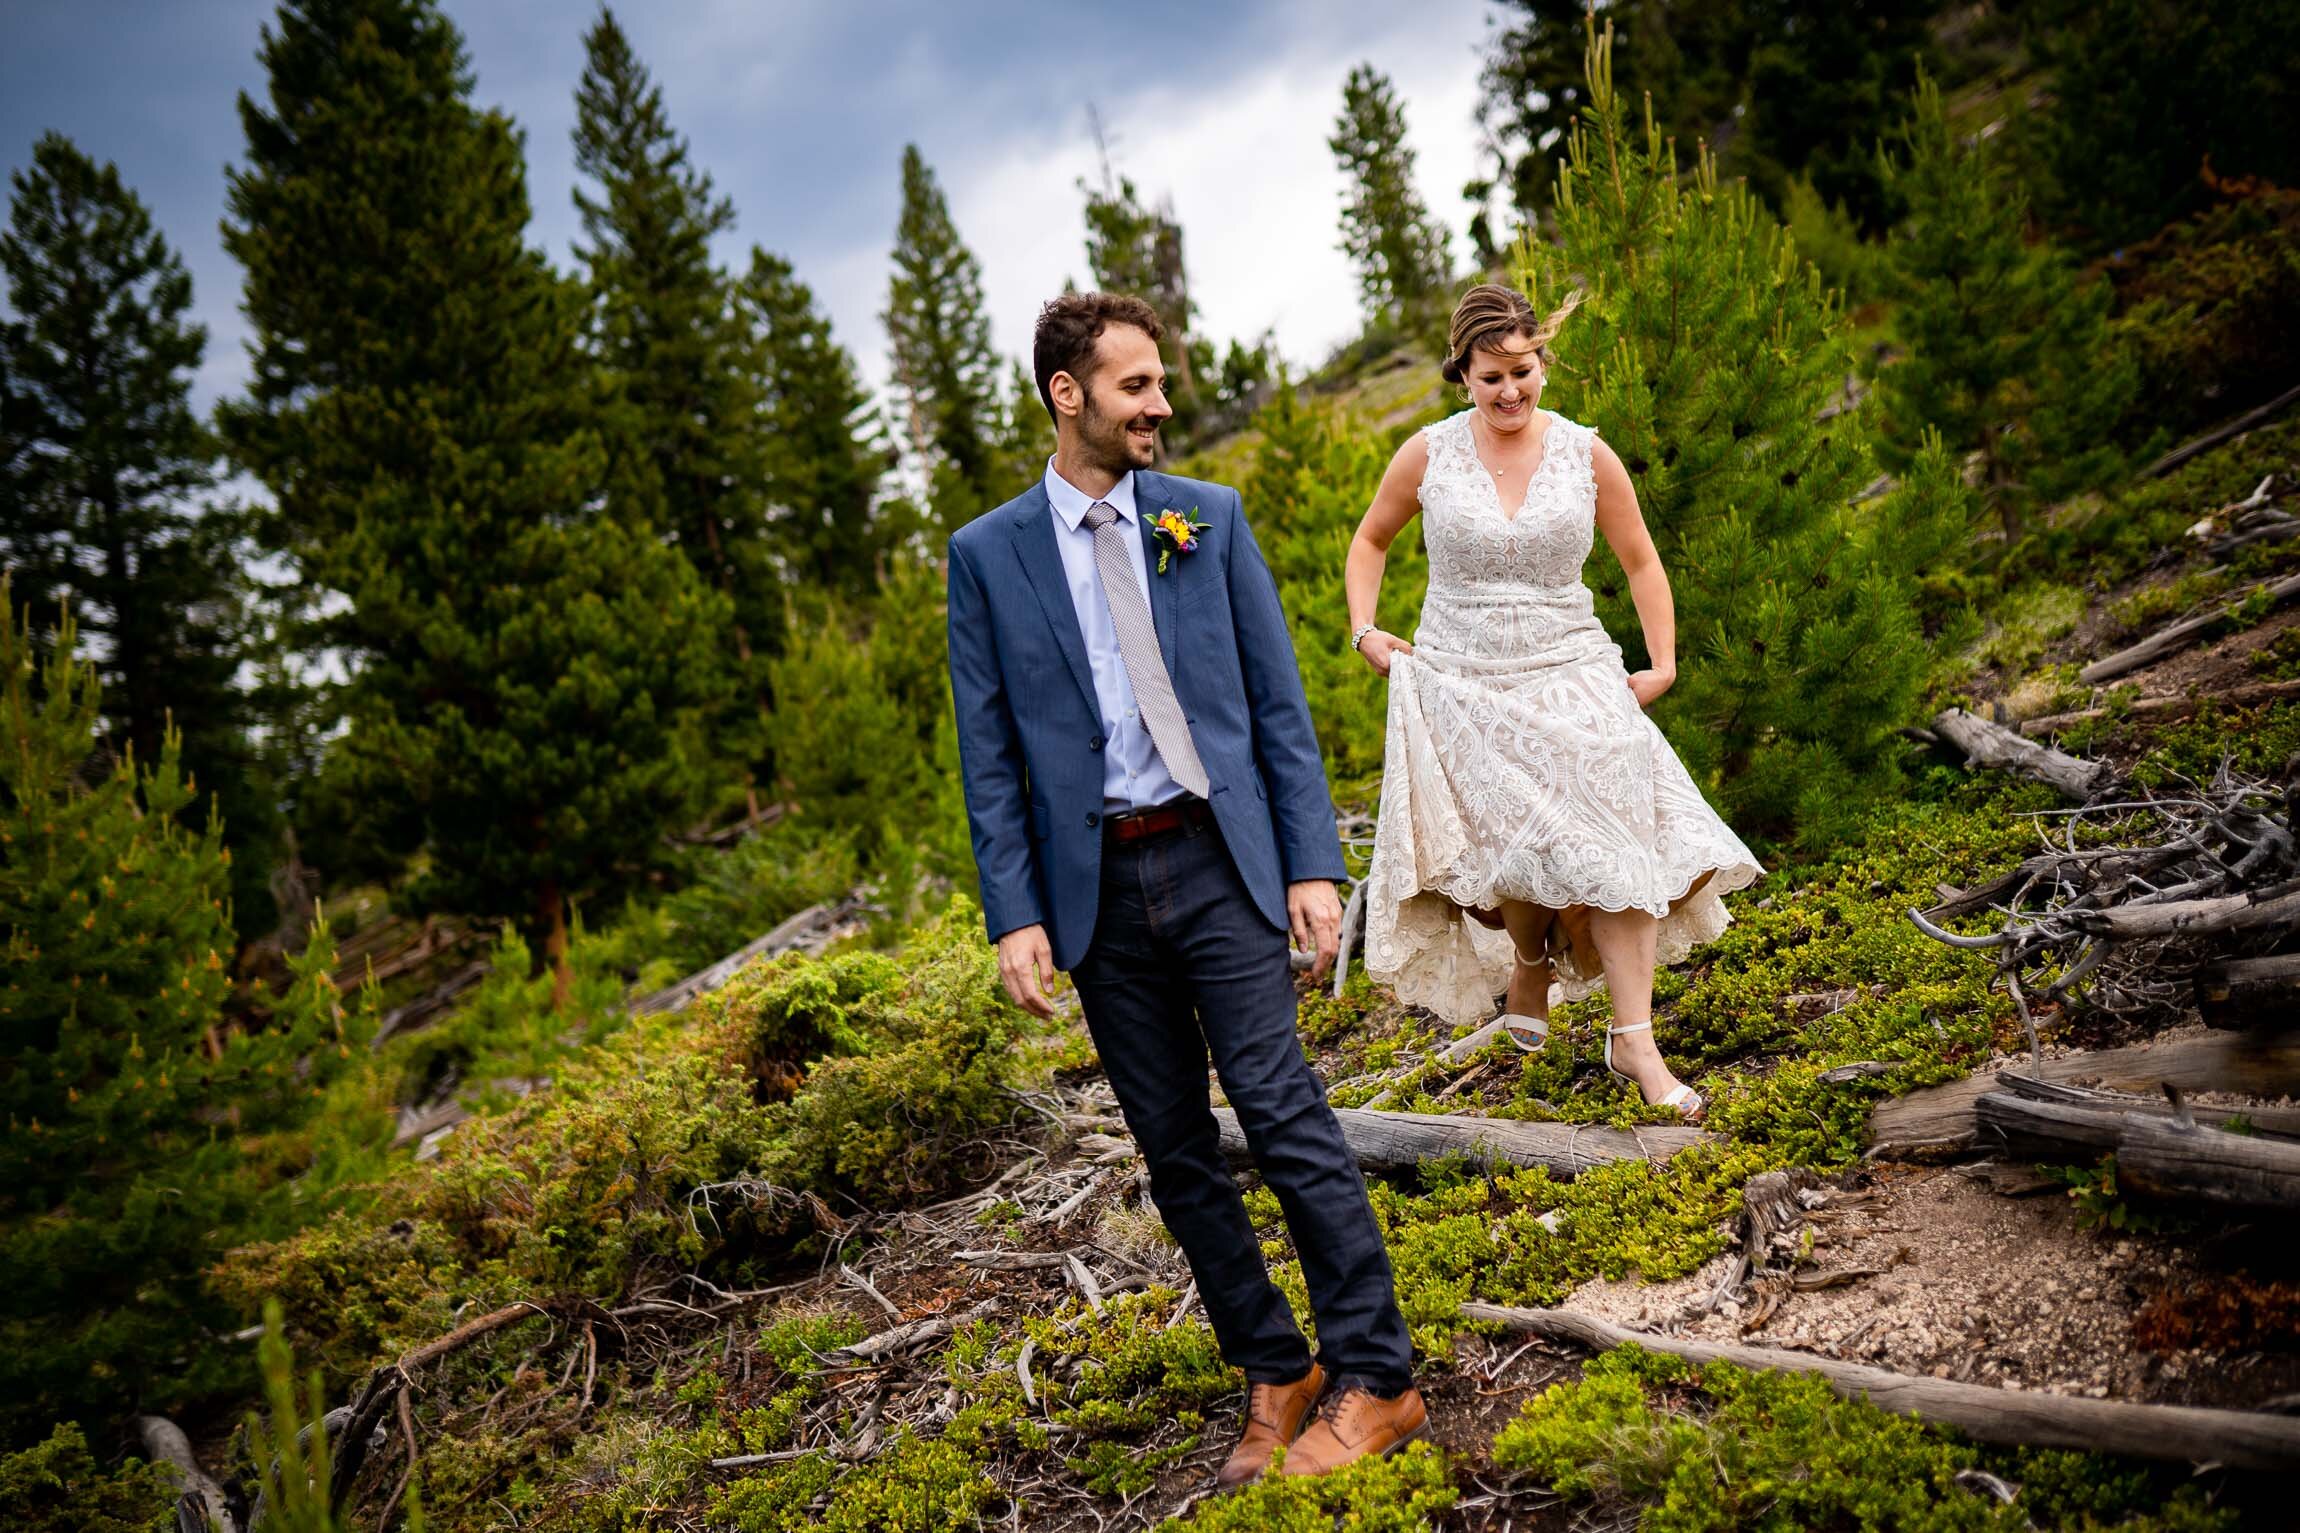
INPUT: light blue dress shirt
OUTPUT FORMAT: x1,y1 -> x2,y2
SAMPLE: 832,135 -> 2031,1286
1042,457 -> 1187,815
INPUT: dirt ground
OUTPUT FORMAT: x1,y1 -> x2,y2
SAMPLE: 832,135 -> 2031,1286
1561,1159 -> 2300,1415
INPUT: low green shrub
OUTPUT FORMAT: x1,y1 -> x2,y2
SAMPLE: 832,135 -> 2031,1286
0,1422 -> 173,1533
1492,1345 -> 2232,1531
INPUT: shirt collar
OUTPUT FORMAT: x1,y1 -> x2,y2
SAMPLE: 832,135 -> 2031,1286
1044,457 -> 1138,532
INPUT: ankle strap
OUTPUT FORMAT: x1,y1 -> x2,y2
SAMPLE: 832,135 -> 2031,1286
1607,1021 -> 1653,1036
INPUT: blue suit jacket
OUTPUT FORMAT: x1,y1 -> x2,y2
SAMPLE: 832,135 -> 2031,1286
946,470 -> 1348,971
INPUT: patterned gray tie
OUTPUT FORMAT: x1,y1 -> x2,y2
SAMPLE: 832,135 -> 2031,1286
1082,500 -> 1210,799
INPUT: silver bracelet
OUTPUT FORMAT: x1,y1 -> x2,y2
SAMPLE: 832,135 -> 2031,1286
1350,622 -> 1379,653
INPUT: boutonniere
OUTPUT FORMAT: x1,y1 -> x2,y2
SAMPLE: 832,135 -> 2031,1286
1151,508 -> 1210,574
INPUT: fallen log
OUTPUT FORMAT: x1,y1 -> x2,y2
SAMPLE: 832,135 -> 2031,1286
2020,680 -> 2300,738
2140,381 -> 2300,480
2197,953 -> 2300,1029
1931,707 -> 2111,800
1995,1069 -> 2300,1138
1458,1302 -> 2300,1472
2080,878 -> 2300,941
135,1416 -> 233,1533
2078,571 -> 2300,685
2119,1110 -> 2300,1210
629,896 -> 868,1017
1213,1104 -> 1709,1178
1972,1092 -> 2129,1159
1867,1032 -> 2300,1158
370,958 -> 491,1050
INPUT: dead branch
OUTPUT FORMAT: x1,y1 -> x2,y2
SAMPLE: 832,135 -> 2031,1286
1212,1104 -> 1709,1179
1930,707 -> 2113,800
629,895 -> 875,1018
134,1416 -> 233,1533
2140,381 -> 2300,480
2020,680 -> 2300,739
1459,1302 -> 2300,1471
1868,1032 -> 2300,1157
2080,571 -> 2300,685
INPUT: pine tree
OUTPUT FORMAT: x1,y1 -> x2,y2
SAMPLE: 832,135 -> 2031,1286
573,9 -> 772,701
1080,151 -> 1200,446
735,247 -> 893,597
1742,0 -> 1933,232
1330,64 -> 1453,322
1514,20 -> 1972,834
0,139 -> 235,789
220,0 -> 735,1001
0,576 -> 370,1439
884,145 -> 1006,533
1872,73 -> 2138,536
2022,0 -> 2300,251
1477,0 -> 1758,221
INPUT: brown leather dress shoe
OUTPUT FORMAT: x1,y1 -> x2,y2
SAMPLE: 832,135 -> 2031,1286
1216,1363 -> 1327,1487
1277,1383 -> 1428,1476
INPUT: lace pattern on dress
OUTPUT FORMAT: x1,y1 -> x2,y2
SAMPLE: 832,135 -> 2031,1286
1363,409 -> 1764,1028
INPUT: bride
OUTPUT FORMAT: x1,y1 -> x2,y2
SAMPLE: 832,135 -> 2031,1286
1345,283 -> 1761,1122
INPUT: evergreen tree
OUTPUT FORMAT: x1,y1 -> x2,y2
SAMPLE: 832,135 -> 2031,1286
1476,0 -> 1758,221
1872,73 -> 2137,536
573,7 -> 773,754
0,577 -> 369,1441
1515,21 -> 1972,834
0,136 -> 258,806
2022,0 -> 2300,250
1080,161 -> 1200,446
735,247 -> 893,597
1330,64 -> 1453,321
1742,0 -> 1933,231
220,0 -> 735,1001
884,145 -> 1006,532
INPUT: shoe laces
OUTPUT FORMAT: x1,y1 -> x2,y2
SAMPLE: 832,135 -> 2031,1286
1313,1386 -> 1362,1428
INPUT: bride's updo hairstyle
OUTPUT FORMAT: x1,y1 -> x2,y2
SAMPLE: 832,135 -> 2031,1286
1439,282 -> 1584,384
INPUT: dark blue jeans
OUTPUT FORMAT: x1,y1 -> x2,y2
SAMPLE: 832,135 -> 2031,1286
1070,811 -> 1415,1394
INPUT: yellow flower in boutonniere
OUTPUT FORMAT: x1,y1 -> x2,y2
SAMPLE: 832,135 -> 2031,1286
1151,508 -> 1211,574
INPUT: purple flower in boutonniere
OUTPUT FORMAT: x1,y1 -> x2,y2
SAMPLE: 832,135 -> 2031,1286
1151,508 -> 1211,574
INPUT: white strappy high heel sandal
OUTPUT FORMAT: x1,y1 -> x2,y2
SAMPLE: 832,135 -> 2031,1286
1499,946 -> 1550,1053
1604,1020 -> 1705,1121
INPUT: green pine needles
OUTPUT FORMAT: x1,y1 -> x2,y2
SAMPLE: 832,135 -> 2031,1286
1511,18 -> 1975,837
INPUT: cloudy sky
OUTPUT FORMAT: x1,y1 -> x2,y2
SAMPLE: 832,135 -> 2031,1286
2,0 -> 1502,412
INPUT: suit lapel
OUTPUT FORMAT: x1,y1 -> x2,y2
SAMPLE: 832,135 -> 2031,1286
1133,473 -> 1186,684
1007,488 -> 1100,721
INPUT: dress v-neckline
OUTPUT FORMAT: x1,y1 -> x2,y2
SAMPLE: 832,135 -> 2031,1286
1467,409 -> 1554,524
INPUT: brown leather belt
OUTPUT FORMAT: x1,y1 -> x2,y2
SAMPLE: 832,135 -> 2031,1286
1105,796 -> 1214,845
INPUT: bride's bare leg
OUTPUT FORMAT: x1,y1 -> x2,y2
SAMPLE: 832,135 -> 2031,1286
1585,907 -> 1695,1105
1496,900 -> 1555,1018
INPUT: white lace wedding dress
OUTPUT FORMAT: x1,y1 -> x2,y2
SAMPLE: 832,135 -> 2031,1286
1362,408 -> 1763,1028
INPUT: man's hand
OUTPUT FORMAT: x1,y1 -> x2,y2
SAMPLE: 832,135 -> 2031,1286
996,924 -> 1058,1019
1287,880 -> 1343,982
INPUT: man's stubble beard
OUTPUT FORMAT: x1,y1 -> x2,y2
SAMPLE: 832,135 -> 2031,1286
1081,391 -> 1158,476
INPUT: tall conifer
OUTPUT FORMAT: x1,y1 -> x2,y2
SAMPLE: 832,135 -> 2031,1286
736,248 -> 892,596
573,6 -> 772,807
1081,159 -> 1200,447
1872,74 -> 2137,535
1330,64 -> 1453,322
220,0 -> 734,1001
0,139 -> 237,777
1515,21 -> 1971,833
884,145 -> 1005,532
0,134 -> 279,937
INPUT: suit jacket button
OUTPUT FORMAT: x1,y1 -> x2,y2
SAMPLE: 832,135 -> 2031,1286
1085,811 -> 1100,827
1089,735 -> 1105,751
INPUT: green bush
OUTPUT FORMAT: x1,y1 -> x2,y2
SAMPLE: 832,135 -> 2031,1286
0,1422 -> 173,1533
2110,186 -> 2300,439
1491,1345 -> 2232,1531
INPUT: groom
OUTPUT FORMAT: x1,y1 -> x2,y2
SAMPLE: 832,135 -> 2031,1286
945,292 -> 1424,1484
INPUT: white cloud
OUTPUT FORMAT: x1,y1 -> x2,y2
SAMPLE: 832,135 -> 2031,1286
814,4 -> 1492,393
